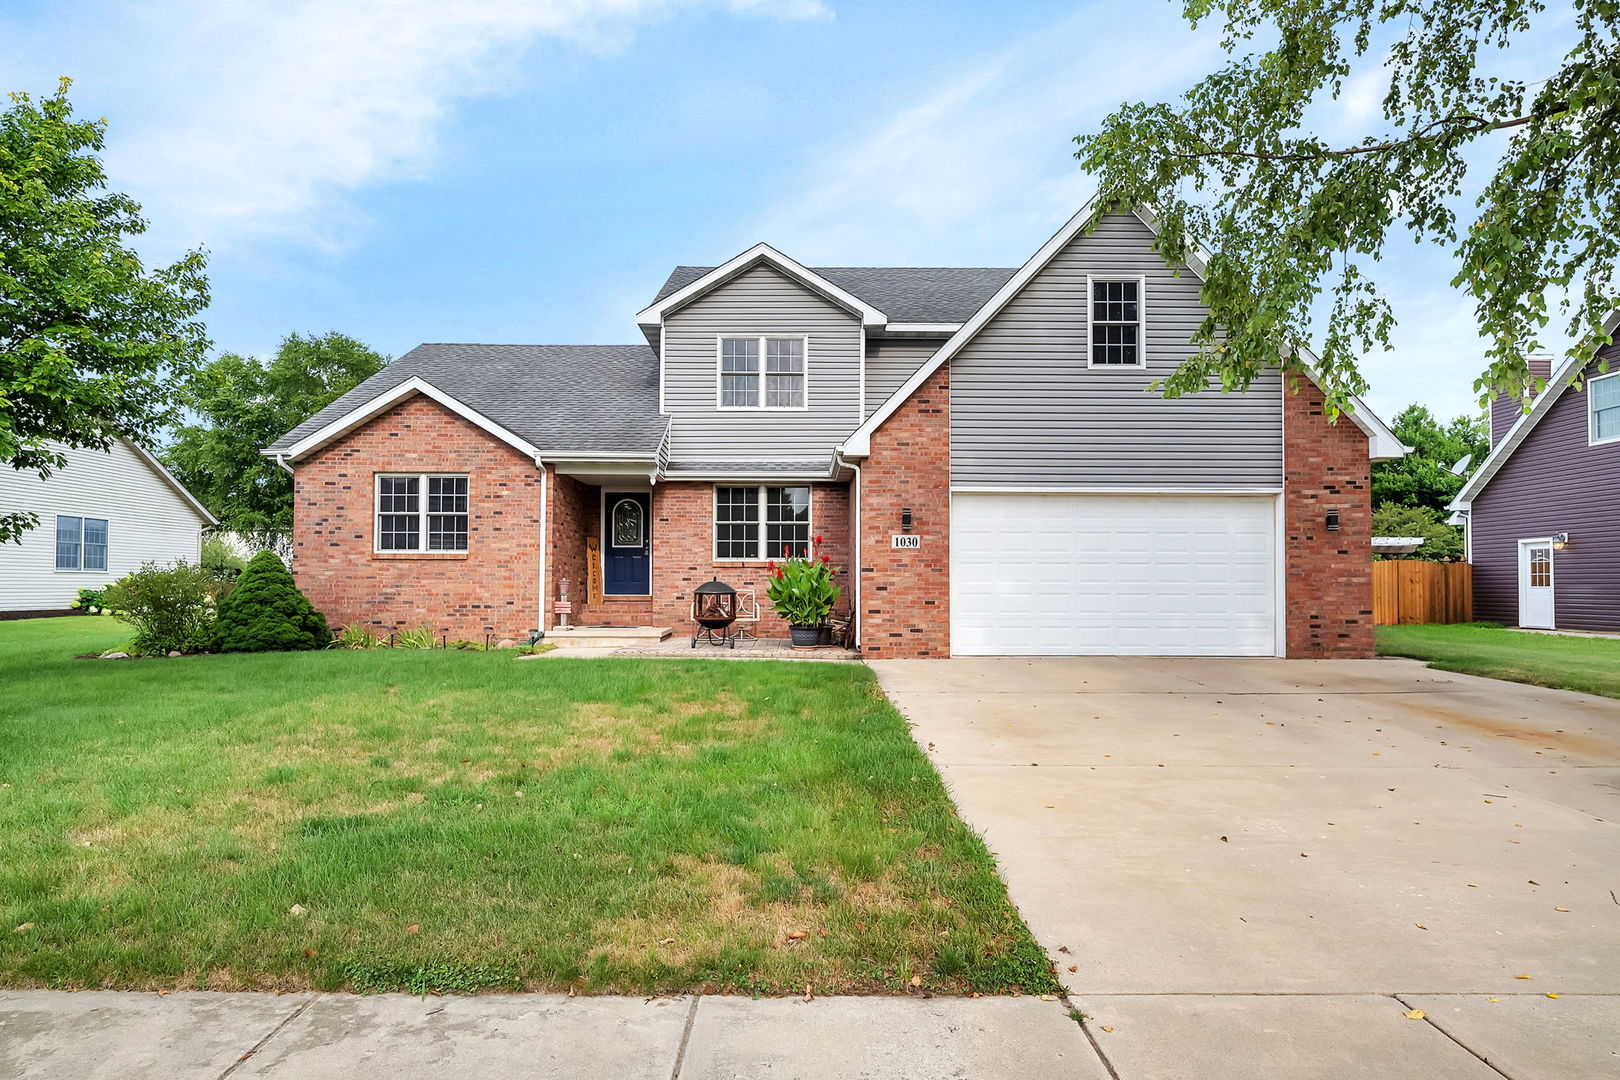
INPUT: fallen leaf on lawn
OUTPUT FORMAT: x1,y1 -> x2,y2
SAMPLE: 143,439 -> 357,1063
567,985 -> 577,998
1515,974 -> 1533,980
786,930 -> 807,940
803,985 -> 813,1003
288,904 -> 307,917
158,990 -> 170,996
659,937 -> 676,945
1555,907 -> 1570,912
1068,965 -> 1078,973
13,923 -> 33,933
1547,992 -> 1560,999
303,948 -> 318,957
909,975 -> 922,987
406,924 -> 420,934
1404,1010 -> 1425,1020
1099,1025 -> 1114,1033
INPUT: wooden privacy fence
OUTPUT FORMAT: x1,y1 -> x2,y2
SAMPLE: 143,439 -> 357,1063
1373,560 -> 1473,625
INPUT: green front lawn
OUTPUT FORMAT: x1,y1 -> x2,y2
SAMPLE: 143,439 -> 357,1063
0,617 -> 1054,996
1377,622 -> 1620,700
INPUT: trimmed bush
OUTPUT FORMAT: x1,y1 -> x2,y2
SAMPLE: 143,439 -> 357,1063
212,551 -> 329,652
101,562 -> 217,655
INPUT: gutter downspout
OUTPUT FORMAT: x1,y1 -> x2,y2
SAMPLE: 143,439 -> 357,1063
837,454 -> 861,653
537,459 -> 549,639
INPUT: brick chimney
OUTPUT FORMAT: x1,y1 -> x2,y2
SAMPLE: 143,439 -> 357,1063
1489,354 -> 1555,447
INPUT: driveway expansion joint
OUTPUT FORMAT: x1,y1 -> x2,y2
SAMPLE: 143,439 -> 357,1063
213,992 -> 319,1080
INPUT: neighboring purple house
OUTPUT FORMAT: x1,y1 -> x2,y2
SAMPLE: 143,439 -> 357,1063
1450,314 -> 1620,632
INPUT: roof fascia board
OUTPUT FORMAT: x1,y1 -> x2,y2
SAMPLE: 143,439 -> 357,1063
1451,310 -> 1620,508
269,377 -> 542,463
636,244 -> 888,328
842,194 -> 1401,460
124,438 -> 219,526
843,193 -> 1108,455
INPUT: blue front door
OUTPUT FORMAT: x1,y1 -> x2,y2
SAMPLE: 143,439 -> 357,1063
604,492 -> 651,594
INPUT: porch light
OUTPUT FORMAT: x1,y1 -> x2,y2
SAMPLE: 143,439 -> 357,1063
1553,532 -> 1570,549
901,507 -> 914,533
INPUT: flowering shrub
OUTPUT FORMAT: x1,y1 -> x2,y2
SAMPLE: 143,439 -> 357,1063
764,535 -> 841,628
101,561 -> 219,654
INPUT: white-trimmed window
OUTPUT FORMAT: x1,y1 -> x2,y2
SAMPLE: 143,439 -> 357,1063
376,474 -> 468,552
1590,371 -> 1620,444
55,515 -> 108,571
714,485 -> 810,560
1087,276 -> 1146,367
718,336 -> 806,408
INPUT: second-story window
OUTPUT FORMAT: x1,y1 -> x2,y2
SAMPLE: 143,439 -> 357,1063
719,337 -> 806,408
1087,276 -> 1146,367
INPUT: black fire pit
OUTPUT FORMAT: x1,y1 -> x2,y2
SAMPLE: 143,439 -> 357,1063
691,578 -> 739,649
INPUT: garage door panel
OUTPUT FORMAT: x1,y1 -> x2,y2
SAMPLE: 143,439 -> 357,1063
951,493 -> 1277,656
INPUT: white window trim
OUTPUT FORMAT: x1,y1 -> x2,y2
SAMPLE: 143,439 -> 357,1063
1588,370 -> 1620,446
712,484 -> 814,562
53,514 -> 109,572
1084,273 -> 1148,369
714,335 -> 811,411
374,473 -> 469,554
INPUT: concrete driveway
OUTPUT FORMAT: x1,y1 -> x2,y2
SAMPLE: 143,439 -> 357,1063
871,656 -> 1620,1079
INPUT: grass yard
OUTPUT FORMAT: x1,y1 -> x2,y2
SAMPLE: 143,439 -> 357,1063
0,617 -> 1055,997
1377,622 -> 1620,700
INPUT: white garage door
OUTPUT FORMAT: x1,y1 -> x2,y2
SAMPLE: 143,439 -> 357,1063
952,493 -> 1277,656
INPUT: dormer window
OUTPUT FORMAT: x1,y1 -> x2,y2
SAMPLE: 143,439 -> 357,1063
719,336 -> 807,409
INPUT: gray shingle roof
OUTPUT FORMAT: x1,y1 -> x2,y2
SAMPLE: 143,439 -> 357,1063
653,266 -> 1017,324
268,344 -> 663,456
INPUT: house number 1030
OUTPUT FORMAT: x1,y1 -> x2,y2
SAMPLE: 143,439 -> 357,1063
891,534 -> 921,549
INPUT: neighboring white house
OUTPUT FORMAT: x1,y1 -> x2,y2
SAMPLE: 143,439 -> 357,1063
0,438 -> 216,612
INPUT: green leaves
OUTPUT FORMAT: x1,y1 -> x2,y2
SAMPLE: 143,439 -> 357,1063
161,332 -> 388,548
1,80 -> 210,542
1075,0 -> 1620,415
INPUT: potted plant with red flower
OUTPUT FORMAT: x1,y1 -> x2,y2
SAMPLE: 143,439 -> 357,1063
765,536 -> 841,648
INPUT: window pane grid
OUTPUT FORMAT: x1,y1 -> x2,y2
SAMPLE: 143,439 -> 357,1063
55,516 -> 82,570
378,475 -> 466,552
1593,377 -> 1620,440
82,518 -> 108,571
1091,280 -> 1142,366
716,486 -> 810,559
721,337 -> 804,407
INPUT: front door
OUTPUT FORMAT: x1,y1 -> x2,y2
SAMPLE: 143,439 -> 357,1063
604,492 -> 651,595
1518,539 -> 1555,629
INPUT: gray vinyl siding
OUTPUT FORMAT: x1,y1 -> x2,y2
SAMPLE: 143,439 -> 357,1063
662,264 -> 861,463
865,339 -> 941,418
1471,350 -> 1620,632
949,212 -> 1283,487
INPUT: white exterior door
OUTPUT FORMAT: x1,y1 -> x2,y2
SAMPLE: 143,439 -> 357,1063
1517,539 -> 1556,629
951,493 -> 1278,656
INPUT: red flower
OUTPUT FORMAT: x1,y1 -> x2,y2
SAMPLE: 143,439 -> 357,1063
767,560 -> 776,572
814,534 -> 824,545
821,554 -> 831,564
783,544 -> 792,557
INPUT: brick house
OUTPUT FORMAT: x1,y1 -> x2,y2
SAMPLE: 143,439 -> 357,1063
264,198 -> 1403,658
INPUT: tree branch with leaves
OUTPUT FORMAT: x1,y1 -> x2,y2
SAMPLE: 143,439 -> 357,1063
1,79 -> 210,542
1074,0 -> 1619,415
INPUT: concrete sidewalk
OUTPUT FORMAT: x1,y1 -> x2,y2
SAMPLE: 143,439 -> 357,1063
0,991 -> 1106,1080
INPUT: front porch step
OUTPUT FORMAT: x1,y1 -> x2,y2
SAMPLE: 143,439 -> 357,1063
548,625 -> 672,649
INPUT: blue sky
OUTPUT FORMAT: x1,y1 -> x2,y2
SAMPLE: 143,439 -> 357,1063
0,0 -> 1580,422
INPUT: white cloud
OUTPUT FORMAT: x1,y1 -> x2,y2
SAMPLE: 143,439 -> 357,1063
7,0 -> 827,255
741,6 -> 1224,265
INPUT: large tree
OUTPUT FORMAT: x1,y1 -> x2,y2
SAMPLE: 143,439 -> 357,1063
1371,403 -> 1490,511
1075,0 -> 1618,414
162,332 -> 387,548
1,79 -> 210,542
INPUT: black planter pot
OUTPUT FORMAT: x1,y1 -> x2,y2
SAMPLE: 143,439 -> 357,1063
789,625 -> 822,648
